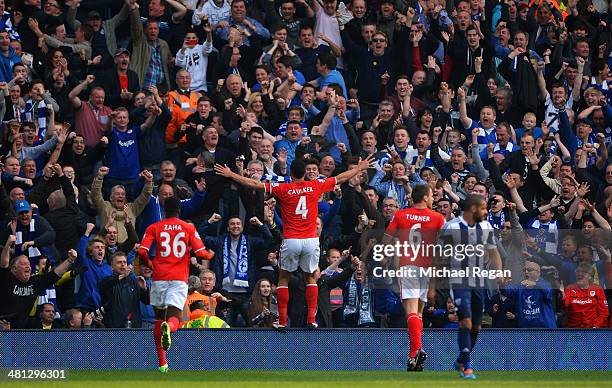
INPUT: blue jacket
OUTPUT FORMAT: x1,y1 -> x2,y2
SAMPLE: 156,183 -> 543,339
0,46 -> 20,83
75,236 -> 113,311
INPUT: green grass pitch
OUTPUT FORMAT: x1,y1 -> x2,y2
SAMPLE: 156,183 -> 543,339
2,370 -> 612,387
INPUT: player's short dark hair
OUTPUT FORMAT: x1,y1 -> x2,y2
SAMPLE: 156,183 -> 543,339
464,194 -> 485,212
412,184 -> 431,204
164,196 -> 181,217
290,158 -> 306,179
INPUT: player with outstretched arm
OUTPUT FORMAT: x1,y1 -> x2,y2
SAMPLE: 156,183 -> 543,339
137,196 -> 214,373
215,155 -> 375,330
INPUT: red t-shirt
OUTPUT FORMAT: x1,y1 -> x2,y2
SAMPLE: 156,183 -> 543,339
562,283 -> 609,328
119,74 -> 128,92
138,218 -> 208,282
385,207 -> 446,267
264,177 -> 337,239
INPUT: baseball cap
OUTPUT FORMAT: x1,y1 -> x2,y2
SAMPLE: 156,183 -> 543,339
15,200 -> 32,214
87,10 -> 102,20
114,47 -> 130,57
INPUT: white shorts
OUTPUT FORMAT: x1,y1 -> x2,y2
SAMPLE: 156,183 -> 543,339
399,265 -> 429,302
279,237 -> 320,273
150,280 -> 188,309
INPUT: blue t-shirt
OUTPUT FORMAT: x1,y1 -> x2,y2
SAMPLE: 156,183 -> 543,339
316,69 -> 347,98
107,126 -> 141,180
274,138 -> 300,167
325,116 -> 351,164
288,70 -> 306,107
515,126 -> 543,140
504,280 -> 557,328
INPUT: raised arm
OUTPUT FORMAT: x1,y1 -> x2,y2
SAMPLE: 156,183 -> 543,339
570,57 -> 585,103
535,61 -> 548,100
68,75 -> 96,109
214,164 -> 265,191
457,87 -> 472,129
166,0 -> 187,23
311,96 -> 337,137
553,132 -> 571,162
334,155 -> 375,184
1,234 -> 15,269
46,126 -> 67,166
53,249 -> 77,278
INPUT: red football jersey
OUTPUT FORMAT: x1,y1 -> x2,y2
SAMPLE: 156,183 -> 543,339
265,177 -> 337,238
562,283 -> 609,328
138,218 -> 208,282
385,207 -> 446,267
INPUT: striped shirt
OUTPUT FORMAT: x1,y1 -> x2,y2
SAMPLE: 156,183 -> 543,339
526,219 -> 558,254
143,42 -> 164,89
438,216 -> 497,288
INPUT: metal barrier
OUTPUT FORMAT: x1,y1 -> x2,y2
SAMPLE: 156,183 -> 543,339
0,328 -> 610,370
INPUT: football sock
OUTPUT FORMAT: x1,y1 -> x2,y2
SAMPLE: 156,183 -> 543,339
277,286 -> 289,326
457,327 -> 471,366
470,330 -> 479,351
305,284 -> 318,324
153,320 -> 167,367
407,313 -> 421,358
167,316 -> 179,333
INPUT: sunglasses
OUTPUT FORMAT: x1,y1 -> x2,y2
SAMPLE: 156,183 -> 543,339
372,38 -> 386,43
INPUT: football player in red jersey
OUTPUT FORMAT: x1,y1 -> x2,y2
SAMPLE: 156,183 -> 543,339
215,155 -> 374,330
137,196 -> 214,373
383,184 -> 445,371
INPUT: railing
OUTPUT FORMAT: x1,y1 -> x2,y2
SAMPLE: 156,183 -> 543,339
0,328 -> 610,370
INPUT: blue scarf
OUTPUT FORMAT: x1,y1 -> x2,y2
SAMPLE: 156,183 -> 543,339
223,234 -> 249,288
260,174 -> 290,183
343,275 -> 375,327
488,210 -> 505,230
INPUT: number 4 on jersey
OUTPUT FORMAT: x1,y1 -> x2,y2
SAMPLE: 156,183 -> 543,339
295,195 -> 308,219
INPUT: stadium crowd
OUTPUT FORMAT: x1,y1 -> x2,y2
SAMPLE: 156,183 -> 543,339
0,0 -> 610,331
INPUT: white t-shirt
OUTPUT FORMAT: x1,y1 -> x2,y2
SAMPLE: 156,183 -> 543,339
314,8 -> 344,69
544,92 -> 573,134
